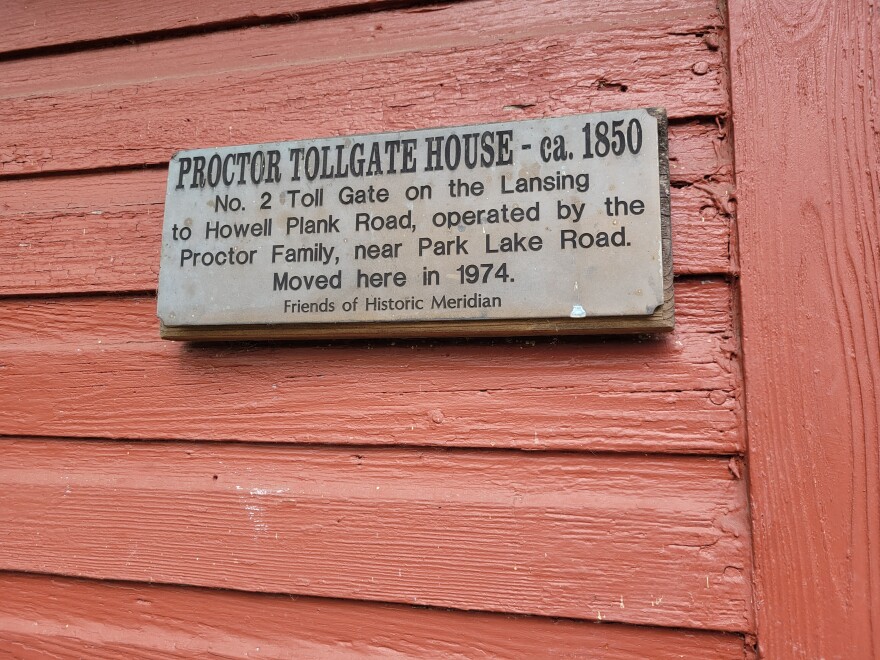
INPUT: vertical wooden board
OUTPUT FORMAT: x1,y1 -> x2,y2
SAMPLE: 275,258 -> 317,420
0,441 -> 753,631
0,575 -> 750,659
729,0 -> 880,657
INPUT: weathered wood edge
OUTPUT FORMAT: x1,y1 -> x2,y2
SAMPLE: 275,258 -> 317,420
0,573 -> 749,659
159,108 -> 674,342
653,106 -> 675,330
0,0 -> 431,57
0,441 -> 752,630
159,312 -> 674,341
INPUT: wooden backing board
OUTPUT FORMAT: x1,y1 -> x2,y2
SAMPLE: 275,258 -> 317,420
0,574 -> 749,659
0,438 -> 753,631
0,279 -> 741,453
729,0 -> 880,656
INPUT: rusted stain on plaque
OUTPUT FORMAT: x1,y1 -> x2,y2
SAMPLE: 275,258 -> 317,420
158,108 -> 672,340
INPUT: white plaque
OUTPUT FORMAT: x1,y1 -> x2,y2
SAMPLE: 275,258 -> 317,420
158,108 -> 672,339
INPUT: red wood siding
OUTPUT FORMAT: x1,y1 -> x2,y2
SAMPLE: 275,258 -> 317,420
0,281 -> 740,453
0,0 -> 751,656
0,123 -> 730,296
0,440 -> 750,630
730,0 -> 880,656
0,0 -> 726,175
0,0 -> 425,56
0,574 -> 747,659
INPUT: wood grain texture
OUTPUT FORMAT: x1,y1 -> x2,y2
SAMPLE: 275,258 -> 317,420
0,439 -> 753,631
0,0 -> 752,649
0,0 -> 726,175
0,574 -> 749,659
0,0 -> 409,55
0,121 -> 732,296
729,0 -> 880,657
0,279 -> 741,453
0,0 -> 722,98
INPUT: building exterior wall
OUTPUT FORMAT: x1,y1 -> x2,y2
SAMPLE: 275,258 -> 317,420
0,1 -> 873,657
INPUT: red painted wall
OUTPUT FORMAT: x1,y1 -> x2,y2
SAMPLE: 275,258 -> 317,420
730,0 -> 880,657
0,1 -> 766,656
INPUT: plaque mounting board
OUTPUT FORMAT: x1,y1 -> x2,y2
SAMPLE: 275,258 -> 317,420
158,108 -> 672,340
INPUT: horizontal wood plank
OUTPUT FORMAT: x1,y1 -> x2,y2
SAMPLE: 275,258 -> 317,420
0,181 -> 728,295
0,0 -> 722,98
0,121 -> 731,296
0,0 -> 404,55
0,574 -> 748,658
0,279 -> 741,453
0,440 -> 753,630
0,0 -> 725,175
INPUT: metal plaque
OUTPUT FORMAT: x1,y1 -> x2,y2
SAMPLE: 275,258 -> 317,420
158,108 -> 672,340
